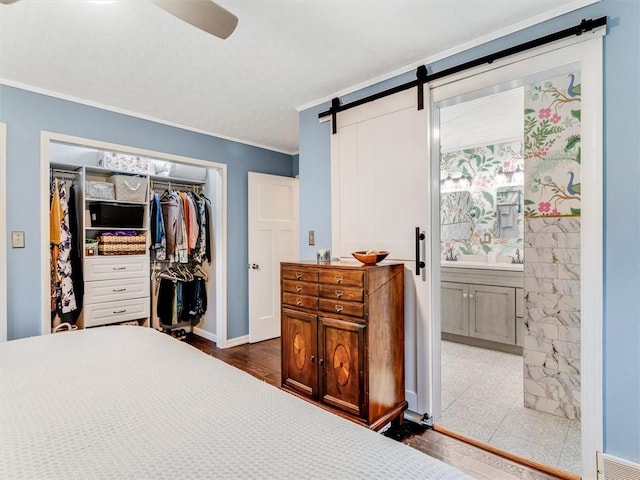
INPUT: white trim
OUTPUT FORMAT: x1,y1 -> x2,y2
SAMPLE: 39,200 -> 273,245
579,36 -> 604,480
2,79 -> 295,156
428,37 -> 603,478
0,123 -> 7,342
193,327 -> 217,344
296,0 -> 600,112
224,335 -> 249,348
40,132 -> 229,348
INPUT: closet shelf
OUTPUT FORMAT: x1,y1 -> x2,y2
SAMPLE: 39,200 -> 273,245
149,174 -> 205,186
85,254 -> 149,260
85,198 -> 148,205
86,227 -> 147,231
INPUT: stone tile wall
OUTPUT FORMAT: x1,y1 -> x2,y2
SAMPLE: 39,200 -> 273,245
523,217 -> 581,420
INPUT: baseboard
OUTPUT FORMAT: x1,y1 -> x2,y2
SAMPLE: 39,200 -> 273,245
225,334 -> 249,348
193,327 -> 216,344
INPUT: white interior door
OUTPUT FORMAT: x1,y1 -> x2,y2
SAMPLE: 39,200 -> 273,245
330,88 -> 431,413
248,172 -> 299,343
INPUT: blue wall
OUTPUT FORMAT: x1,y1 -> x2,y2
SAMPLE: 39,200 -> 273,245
0,84 -> 293,341
298,0 -> 639,463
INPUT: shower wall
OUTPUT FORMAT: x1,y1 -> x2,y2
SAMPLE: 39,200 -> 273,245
523,72 -> 582,420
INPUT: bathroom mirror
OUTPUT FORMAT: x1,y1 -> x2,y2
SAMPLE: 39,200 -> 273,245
439,88 -> 524,260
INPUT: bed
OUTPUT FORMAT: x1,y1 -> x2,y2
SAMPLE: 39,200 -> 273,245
1,326 -> 471,479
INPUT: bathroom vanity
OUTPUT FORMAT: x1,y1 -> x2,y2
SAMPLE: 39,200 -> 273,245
441,261 -> 524,354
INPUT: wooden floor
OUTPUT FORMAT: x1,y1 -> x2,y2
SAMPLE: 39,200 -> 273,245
185,334 -> 563,480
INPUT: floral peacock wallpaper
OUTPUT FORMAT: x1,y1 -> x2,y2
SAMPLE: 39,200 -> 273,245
524,72 -> 581,217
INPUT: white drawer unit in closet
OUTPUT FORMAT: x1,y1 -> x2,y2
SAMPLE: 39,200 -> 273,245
83,298 -> 151,328
84,255 -> 150,282
84,277 -> 150,304
83,256 -> 150,327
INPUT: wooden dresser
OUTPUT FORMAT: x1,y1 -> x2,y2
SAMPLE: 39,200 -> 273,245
280,260 -> 406,430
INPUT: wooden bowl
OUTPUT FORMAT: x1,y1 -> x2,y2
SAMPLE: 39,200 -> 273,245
351,250 -> 389,265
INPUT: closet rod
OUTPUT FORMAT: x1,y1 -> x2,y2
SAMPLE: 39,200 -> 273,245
318,16 -> 606,124
150,180 -> 203,193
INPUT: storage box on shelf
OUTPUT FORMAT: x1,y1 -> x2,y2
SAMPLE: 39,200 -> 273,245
97,151 -> 149,174
110,174 -> 148,203
85,181 -> 115,200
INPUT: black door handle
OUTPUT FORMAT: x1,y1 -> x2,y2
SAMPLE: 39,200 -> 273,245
415,227 -> 426,275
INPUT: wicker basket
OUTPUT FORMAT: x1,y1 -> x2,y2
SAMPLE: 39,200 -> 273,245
110,175 -> 147,203
98,234 -> 146,255
98,243 -> 147,255
99,234 -> 146,244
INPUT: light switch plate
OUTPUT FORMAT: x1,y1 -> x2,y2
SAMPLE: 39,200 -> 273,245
11,231 -> 25,248
308,230 -> 315,245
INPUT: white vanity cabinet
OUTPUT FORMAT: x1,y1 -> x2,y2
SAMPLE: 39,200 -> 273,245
441,266 -> 524,351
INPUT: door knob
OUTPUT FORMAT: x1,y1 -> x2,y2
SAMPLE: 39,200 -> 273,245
251,264 -> 260,270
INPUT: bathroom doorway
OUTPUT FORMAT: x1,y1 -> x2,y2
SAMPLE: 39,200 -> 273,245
428,36 -> 603,479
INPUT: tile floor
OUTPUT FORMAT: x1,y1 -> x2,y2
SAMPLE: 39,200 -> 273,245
439,340 -> 581,476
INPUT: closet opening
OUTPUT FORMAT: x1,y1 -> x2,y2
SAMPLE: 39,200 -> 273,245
41,133 -> 227,346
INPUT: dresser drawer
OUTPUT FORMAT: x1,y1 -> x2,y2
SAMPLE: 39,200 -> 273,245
282,280 -> 318,296
319,284 -> 364,302
85,256 -> 150,281
83,298 -> 150,328
282,268 -> 318,283
319,269 -> 364,288
84,277 -> 150,305
282,292 -> 318,310
319,298 -> 364,318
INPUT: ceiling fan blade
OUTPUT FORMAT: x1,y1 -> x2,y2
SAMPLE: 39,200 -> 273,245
151,0 -> 238,39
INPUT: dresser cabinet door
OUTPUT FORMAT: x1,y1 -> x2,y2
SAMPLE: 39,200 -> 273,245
318,316 -> 365,418
281,309 -> 317,398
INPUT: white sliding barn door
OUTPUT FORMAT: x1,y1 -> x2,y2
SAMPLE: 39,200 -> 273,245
248,172 -> 299,343
331,88 -> 431,413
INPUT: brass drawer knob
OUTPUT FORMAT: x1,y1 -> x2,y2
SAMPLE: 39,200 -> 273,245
296,298 -> 303,306
335,290 -> 343,298
335,275 -> 343,283
295,285 -> 302,292
295,272 -> 302,279
335,304 -> 344,312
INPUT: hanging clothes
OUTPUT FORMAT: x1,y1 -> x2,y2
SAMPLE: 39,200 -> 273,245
160,191 -> 184,262
157,277 -> 208,327
150,192 -> 167,261
50,179 -> 63,313
203,195 -> 213,264
192,193 -> 207,264
50,179 -> 77,316
60,184 -> 83,324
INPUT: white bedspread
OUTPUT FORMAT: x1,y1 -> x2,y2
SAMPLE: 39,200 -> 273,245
1,326 -> 471,479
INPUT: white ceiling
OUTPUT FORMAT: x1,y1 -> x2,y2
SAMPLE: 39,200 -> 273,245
0,0 -> 594,154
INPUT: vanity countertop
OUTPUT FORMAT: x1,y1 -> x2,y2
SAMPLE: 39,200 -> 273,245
441,260 -> 523,272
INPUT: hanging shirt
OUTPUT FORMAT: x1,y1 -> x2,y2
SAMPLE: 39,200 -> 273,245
61,184 -> 83,324
55,180 -> 77,315
192,194 -> 207,264
50,179 -> 63,312
150,192 -> 167,261
160,192 -> 181,260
